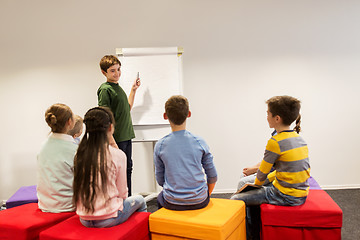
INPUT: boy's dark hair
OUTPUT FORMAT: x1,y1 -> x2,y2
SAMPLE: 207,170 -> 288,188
73,106 -> 115,213
266,95 -> 301,129
45,103 -> 73,133
68,115 -> 83,137
165,95 -> 189,125
100,55 -> 121,72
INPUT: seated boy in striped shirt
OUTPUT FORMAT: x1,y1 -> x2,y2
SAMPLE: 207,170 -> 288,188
231,95 -> 310,240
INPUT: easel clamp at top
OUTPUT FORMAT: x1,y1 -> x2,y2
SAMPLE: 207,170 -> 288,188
116,47 -> 184,57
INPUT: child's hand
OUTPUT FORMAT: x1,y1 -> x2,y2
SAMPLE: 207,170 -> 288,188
243,167 -> 257,176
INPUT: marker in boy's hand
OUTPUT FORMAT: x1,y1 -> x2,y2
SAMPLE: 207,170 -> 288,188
135,72 -> 141,88
132,73 -> 141,91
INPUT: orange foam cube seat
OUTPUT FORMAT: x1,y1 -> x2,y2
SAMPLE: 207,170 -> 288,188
149,198 -> 246,240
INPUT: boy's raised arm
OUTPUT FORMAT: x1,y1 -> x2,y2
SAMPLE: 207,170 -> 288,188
128,78 -> 141,110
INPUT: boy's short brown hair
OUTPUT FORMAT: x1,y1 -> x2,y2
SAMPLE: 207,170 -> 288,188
99,55 -> 121,72
165,95 -> 189,125
68,115 -> 83,137
266,95 -> 301,126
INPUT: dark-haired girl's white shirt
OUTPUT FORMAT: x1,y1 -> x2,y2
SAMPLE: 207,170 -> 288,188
37,133 -> 78,212
76,145 -> 128,220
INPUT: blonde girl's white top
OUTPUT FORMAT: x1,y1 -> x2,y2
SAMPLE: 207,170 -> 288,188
37,133 -> 78,212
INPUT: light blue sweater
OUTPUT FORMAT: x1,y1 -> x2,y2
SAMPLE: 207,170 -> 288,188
37,133 -> 78,212
154,130 -> 217,205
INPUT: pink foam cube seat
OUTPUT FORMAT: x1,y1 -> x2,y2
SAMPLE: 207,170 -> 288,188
260,189 -> 343,240
0,203 -> 75,240
39,212 -> 151,240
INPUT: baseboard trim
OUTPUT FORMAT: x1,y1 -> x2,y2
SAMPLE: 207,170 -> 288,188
321,184 -> 360,190
212,189 -> 236,194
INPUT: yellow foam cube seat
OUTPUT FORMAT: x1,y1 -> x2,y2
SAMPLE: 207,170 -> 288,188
149,198 -> 246,240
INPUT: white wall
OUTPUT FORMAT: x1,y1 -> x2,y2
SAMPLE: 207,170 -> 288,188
1,0 -> 360,200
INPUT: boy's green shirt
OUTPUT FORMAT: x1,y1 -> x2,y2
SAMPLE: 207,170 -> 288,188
97,82 -> 135,142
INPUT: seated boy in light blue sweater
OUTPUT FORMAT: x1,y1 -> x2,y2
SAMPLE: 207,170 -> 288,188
154,95 -> 218,210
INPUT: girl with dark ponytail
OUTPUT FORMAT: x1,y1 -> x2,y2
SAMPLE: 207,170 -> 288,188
73,106 -> 146,228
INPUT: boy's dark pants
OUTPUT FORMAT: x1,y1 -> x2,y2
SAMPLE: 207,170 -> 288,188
231,185 -> 307,240
117,140 -> 133,196
233,188 -> 266,240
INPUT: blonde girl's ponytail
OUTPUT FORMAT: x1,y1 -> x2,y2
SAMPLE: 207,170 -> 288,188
45,103 -> 73,133
45,112 -> 57,131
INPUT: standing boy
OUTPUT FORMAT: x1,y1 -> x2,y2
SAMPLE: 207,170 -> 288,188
154,95 -> 218,210
97,55 -> 140,196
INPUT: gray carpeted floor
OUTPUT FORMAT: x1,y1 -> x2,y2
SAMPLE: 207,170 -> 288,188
147,189 -> 360,240
325,189 -> 360,240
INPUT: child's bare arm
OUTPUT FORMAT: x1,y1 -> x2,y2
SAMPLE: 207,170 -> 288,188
128,77 -> 141,110
208,183 -> 216,195
243,162 -> 261,176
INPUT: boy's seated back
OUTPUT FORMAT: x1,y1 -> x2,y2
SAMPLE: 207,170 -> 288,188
154,95 -> 217,209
